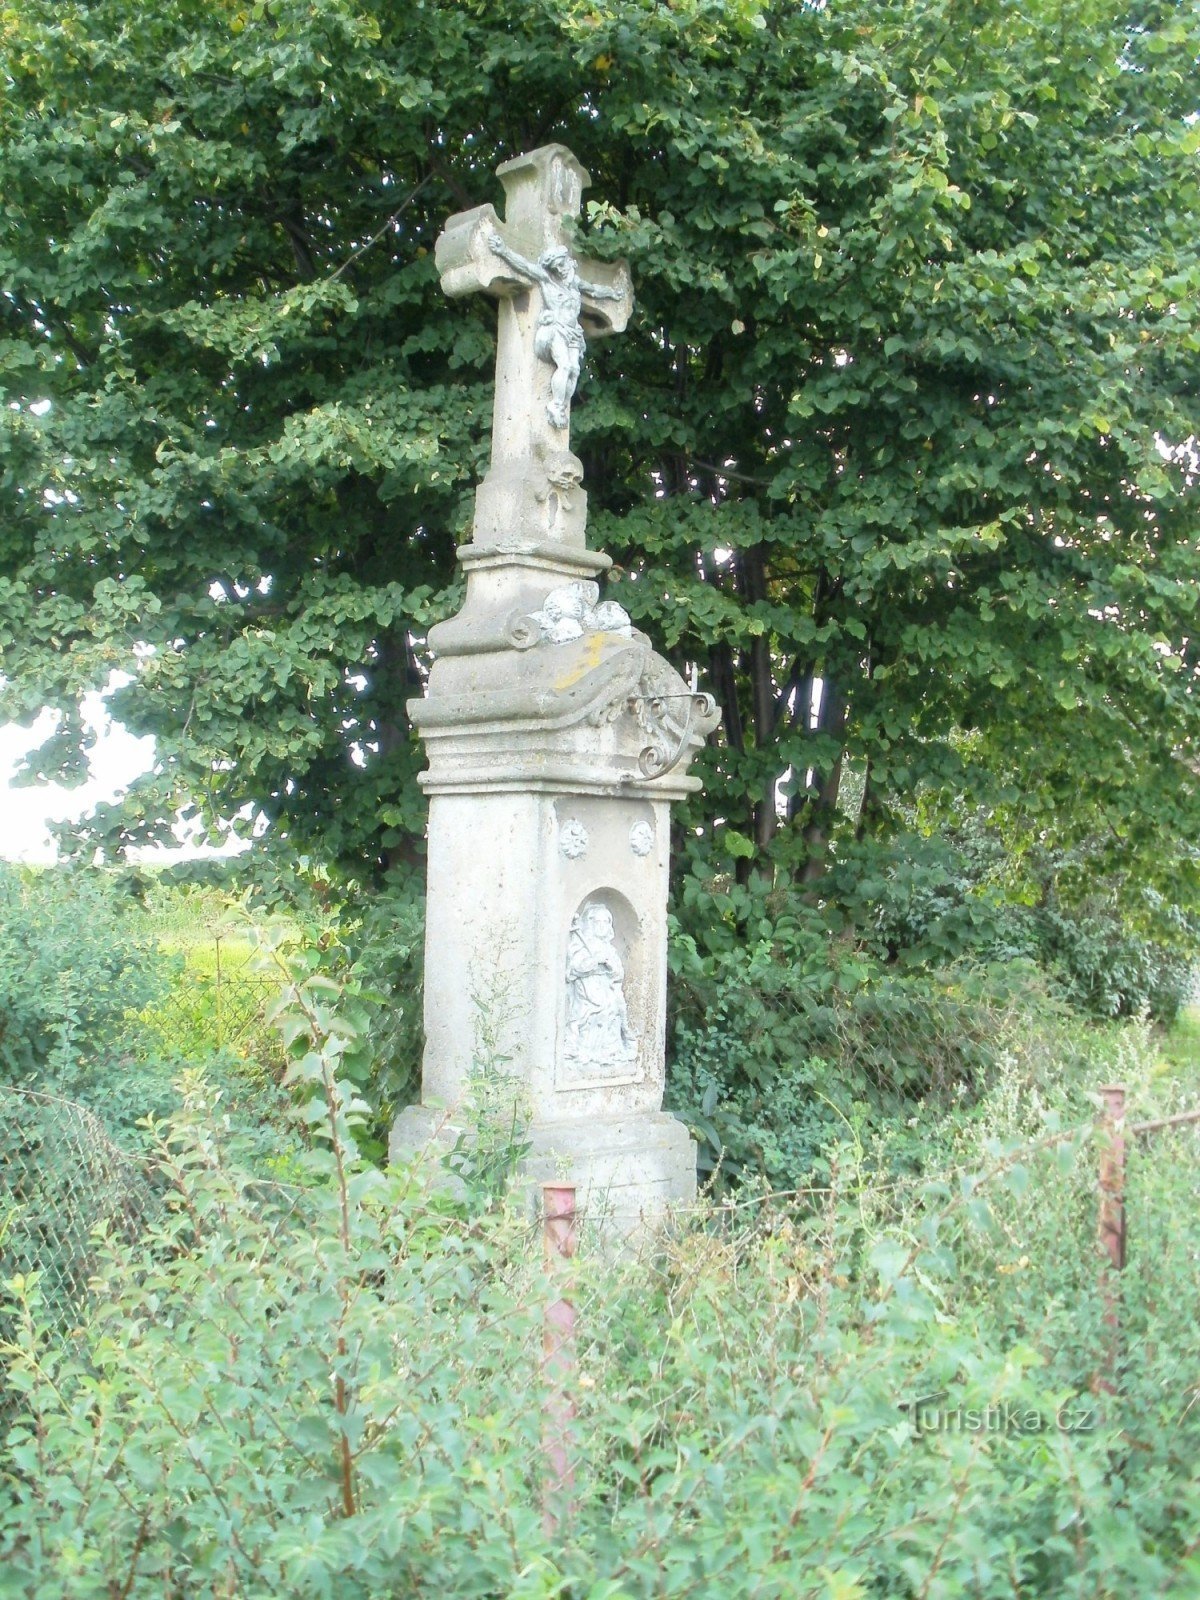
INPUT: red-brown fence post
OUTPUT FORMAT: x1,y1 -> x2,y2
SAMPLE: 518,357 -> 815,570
1095,1084 -> 1126,1395
541,1182 -> 577,1536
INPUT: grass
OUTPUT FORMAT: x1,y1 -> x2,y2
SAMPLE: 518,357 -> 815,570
1159,1005 -> 1200,1083
131,897 -> 287,1078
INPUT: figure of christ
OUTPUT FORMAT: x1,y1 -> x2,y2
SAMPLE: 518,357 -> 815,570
486,227 -> 626,430
563,901 -> 639,1072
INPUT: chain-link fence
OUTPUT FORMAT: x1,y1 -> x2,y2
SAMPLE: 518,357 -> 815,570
0,1086 -> 157,1333
143,915 -> 285,1070
157,936 -> 281,1050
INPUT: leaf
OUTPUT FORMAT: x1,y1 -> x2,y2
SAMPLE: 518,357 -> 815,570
869,1234 -> 910,1289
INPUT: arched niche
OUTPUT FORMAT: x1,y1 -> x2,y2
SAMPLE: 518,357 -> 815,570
558,888 -> 645,1090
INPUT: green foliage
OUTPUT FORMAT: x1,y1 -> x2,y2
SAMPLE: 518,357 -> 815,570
222,870 -> 427,1161
0,866 -> 301,1168
0,1087 -> 155,1340
136,891 -> 288,1077
4,983 -> 1200,1596
859,818 -> 1197,1022
668,793 -> 1200,1196
1037,897 -> 1195,1023
1160,1005 -> 1200,1081
666,810 -> 1195,1192
666,852 -> 1045,1189
317,872 -> 426,1146
0,864 -> 167,1090
1,1087 -> 553,1598
0,0 -> 1195,910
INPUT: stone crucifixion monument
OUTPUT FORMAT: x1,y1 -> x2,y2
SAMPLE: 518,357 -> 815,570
391,144 -> 719,1231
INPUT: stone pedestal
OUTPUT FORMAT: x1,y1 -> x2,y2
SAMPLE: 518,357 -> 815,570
390,144 -> 719,1236
390,611 -> 718,1231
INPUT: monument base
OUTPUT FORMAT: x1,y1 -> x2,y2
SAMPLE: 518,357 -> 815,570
525,1111 -> 697,1236
390,1103 -> 697,1237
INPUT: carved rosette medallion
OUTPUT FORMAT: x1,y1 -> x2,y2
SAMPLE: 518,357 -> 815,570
559,819 -> 589,860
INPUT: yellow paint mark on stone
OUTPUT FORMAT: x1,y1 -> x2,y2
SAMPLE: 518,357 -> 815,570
553,631 -> 608,691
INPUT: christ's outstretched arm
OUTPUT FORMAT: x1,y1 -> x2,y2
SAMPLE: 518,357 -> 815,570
579,276 -> 626,303
486,228 -> 548,285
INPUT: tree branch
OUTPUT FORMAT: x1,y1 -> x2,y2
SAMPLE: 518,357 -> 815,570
690,458 -> 772,488
328,175 -> 433,283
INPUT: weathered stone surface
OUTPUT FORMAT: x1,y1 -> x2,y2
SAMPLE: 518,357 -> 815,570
434,144 -> 631,553
391,145 -> 718,1236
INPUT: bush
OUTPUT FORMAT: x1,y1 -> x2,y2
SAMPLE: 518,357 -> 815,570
1037,896 -> 1195,1023
319,871 -> 426,1155
0,865 -> 168,1092
143,868 -> 428,1162
859,817 -> 1198,1024
4,990 -> 1200,1598
136,886 -> 289,1080
0,1086 -> 157,1342
0,868 -> 300,1168
664,818 -> 1197,1193
665,867 -> 1031,1191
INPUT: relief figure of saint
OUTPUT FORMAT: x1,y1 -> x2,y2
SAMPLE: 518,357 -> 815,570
563,900 -> 638,1073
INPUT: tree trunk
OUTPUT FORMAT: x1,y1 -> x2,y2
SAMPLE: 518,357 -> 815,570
738,543 -> 778,863
798,679 -> 848,885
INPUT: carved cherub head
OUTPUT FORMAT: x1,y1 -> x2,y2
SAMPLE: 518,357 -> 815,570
541,585 -> 588,625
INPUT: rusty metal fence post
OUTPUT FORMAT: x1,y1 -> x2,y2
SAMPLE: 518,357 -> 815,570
1095,1084 -> 1126,1395
1097,1084 -> 1127,1275
541,1182 -> 577,1536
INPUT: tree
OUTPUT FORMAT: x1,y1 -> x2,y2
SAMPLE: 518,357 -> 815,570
1,0 -> 1197,909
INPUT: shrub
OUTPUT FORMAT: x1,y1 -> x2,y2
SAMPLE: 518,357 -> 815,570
0,1086 -> 157,1341
0,865 -> 168,1092
859,819 -> 1198,1025
665,818 -> 1197,1193
1037,897 -> 1195,1023
4,970 -> 1200,1598
0,869 -> 299,1166
320,872 -> 426,1154
136,887 -> 289,1081
665,871 -> 1029,1191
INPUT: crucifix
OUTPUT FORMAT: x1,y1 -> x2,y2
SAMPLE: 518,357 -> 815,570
434,145 -> 633,549
394,143 -> 719,1237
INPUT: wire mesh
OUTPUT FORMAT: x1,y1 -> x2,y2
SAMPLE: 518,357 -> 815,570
0,1086 -> 157,1333
148,927 -> 282,1061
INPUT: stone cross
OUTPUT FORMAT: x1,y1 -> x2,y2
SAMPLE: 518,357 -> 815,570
434,146 -> 633,549
393,143 -> 719,1239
